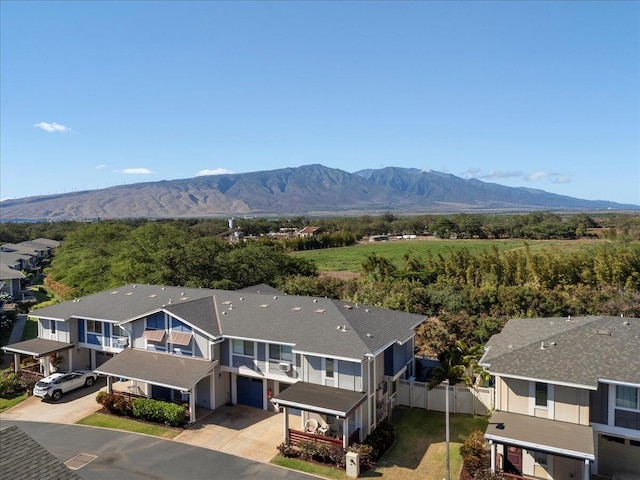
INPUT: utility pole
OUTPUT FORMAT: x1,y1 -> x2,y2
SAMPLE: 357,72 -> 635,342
445,379 -> 450,480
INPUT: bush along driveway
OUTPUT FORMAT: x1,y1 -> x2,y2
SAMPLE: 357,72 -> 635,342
362,407 -> 489,480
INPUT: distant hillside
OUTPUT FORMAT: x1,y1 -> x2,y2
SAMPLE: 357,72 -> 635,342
0,164 -> 637,220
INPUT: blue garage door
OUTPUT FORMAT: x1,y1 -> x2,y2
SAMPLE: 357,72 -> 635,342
237,376 -> 263,409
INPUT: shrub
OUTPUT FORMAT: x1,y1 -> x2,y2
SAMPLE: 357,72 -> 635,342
347,443 -> 375,471
95,391 -> 107,404
0,370 -> 21,398
363,419 -> 395,460
131,397 -> 186,426
277,442 -> 300,458
16,370 -> 39,394
460,431 -> 488,476
473,468 -> 504,480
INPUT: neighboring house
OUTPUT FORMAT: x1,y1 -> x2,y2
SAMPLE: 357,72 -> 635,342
0,425 -> 82,480
0,263 -> 26,300
3,283 -> 425,447
480,316 -> 640,480
1,238 -> 60,274
296,226 -> 322,238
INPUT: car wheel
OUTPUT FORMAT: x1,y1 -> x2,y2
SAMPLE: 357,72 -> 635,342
85,377 -> 95,387
52,390 -> 62,401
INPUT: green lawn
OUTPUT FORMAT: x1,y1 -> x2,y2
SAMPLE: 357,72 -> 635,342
361,408 -> 488,480
292,238 -> 601,272
22,317 -> 38,341
76,412 -> 182,439
271,456 -> 348,479
0,392 -> 28,413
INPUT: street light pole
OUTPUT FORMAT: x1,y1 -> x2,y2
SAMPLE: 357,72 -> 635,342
445,379 -> 450,480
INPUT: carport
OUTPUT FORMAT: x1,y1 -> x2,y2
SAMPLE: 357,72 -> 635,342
94,348 -> 217,423
2,338 -> 75,376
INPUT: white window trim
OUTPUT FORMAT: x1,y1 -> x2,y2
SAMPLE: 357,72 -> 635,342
322,357 -> 336,384
231,339 -> 255,358
529,381 -> 554,417
268,343 -> 293,363
614,385 -> 640,412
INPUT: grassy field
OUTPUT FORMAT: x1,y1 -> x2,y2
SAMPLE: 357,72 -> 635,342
271,456 -> 348,479
292,238 -> 604,273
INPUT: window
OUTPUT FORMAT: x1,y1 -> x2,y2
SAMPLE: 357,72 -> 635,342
616,385 -> 640,410
86,320 -> 102,334
533,452 -> 548,466
326,358 -> 334,378
535,382 -> 548,407
146,313 -> 165,330
232,339 -> 254,357
113,325 -> 127,337
50,320 -> 56,334
269,344 -> 292,362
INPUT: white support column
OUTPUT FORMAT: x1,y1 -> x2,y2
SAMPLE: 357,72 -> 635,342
282,406 -> 289,444
342,417 -> 348,449
13,353 -> 19,373
107,376 -> 113,394
583,459 -> 590,480
189,388 -> 196,423
490,441 -> 496,472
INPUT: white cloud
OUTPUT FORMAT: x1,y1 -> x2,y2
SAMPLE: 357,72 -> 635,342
552,175 -> 572,184
95,164 -> 107,170
525,171 -> 551,181
117,168 -> 155,174
196,168 -> 234,176
34,121 -> 71,133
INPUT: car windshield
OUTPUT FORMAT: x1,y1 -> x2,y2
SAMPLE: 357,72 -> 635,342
35,380 -> 51,387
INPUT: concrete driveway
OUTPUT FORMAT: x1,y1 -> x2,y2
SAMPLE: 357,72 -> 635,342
175,404 -> 284,463
1,382 -> 284,465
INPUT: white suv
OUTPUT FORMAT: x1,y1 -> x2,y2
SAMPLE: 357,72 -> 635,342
33,370 -> 97,401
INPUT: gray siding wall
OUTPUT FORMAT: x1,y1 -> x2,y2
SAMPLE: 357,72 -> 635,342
193,332 -> 208,359
220,340 -> 229,366
337,360 -> 362,391
307,356 -> 322,384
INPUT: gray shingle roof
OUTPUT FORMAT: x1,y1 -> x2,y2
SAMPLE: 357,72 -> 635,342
30,284 -> 426,361
2,338 -> 74,358
0,425 -> 82,480
93,348 -> 216,390
481,316 -> 640,387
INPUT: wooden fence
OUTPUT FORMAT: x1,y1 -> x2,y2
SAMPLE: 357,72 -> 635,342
397,380 -> 493,415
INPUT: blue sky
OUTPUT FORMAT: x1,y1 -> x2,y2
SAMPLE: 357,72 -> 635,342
1,1 -> 639,205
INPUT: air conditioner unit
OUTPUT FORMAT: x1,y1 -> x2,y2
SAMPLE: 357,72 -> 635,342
278,362 -> 291,372
117,338 -> 128,346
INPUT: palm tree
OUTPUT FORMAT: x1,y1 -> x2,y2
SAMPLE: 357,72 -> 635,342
428,340 -> 486,389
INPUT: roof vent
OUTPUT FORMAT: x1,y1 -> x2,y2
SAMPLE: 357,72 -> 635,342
313,299 -> 318,303
180,297 -> 188,301
181,292 -> 185,296
162,287 -> 165,290
222,301 -> 231,305
315,309 -> 325,314
126,292 -> 133,296
133,284 -> 137,288
623,320 -> 630,326
274,296 -> 278,299
168,299 -> 172,304
567,315 -> 571,321
365,309 -> 370,313
222,311 -> 227,315
149,294 -> 157,298
110,291 -> 119,295
344,305 -> 353,309
260,304 -> 269,308
292,307 -> 302,312
240,297 -> 244,301
337,324 -> 347,331
366,333 -> 373,338
596,329 -> 611,336
540,342 -> 546,350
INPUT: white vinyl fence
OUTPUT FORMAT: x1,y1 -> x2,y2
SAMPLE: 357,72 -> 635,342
397,380 -> 493,416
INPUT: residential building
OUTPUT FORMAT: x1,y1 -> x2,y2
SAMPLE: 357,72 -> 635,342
480,316 -> 640,480
3,283 -> 424,447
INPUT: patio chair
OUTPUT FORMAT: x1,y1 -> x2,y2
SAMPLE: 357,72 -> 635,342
304,419 -> 318,433
317,419 -> 329,436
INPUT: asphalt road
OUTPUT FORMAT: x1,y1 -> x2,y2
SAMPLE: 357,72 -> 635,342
1,420 -> 316,480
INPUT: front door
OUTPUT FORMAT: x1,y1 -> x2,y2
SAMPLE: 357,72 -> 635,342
505,446 -> 523,475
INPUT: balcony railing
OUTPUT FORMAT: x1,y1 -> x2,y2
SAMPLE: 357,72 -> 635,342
288,428 -> 361,448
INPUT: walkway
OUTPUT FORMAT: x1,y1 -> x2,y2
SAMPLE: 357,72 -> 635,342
8,314 -> 27,344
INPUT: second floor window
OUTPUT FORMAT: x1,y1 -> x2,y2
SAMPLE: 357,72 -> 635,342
232,339 -> 254,357
87,320 -> 102,335
535,382 -> 548,407
616,385 -> 639,411
326,358 -> 334,378
269,344 -> 293,363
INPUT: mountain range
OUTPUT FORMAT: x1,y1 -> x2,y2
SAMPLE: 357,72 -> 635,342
1,165 -> 637,221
